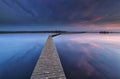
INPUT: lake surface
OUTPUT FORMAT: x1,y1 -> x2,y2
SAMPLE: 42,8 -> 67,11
0,34 -> 120,79
54,34 -> 120,79
0,34 -> 48,79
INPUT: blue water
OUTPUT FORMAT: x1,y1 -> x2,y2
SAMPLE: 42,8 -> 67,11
54,34 -> 120,79
1,34 -> 120,79
0,34 -> 48,79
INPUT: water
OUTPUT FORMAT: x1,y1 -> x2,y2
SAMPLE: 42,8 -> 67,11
1,34 -> 120,79
0,34 -> 48,79
54,34 -> 120,79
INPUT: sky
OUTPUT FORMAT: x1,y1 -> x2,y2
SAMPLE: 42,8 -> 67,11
0,0 -> 120,31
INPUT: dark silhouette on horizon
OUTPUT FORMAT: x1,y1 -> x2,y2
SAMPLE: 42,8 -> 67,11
0,31 -> 119,34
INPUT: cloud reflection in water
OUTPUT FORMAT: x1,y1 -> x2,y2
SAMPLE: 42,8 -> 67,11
54,34 -> 120,79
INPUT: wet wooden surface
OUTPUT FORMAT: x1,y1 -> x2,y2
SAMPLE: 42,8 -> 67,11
30,36 -> 66,79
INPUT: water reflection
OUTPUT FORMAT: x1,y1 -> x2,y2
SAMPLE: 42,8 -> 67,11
0,34 -> 48,79
54,34 -> 120,79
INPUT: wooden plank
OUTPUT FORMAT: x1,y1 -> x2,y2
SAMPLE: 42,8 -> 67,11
30,36 -> 66,79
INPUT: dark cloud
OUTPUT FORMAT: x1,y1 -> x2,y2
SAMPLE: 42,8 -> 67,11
0,0 -> 120,25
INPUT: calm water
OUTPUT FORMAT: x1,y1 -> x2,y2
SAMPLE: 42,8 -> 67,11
54,34 -> 120,79
0,34 -> 48,79
0,34 -> 120,79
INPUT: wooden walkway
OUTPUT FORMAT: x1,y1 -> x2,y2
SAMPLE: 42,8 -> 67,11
30,36 -> 66,79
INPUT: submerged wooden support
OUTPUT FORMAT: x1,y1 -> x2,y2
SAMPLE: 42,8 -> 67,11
30,36 -> 66,79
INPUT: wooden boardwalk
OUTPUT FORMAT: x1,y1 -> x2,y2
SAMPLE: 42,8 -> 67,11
30,36 -> 66,79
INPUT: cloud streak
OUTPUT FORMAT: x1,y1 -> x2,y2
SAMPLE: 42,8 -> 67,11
0,0 -> 120,28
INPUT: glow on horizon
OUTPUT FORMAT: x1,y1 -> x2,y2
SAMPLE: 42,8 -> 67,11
70,23 -> 120,31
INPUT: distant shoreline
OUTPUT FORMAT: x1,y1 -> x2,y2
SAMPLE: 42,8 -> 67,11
0,31 -> 120,34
